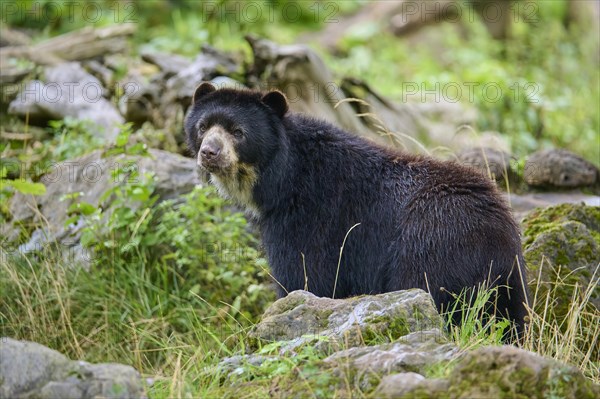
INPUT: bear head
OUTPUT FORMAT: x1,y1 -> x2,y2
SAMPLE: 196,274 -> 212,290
184,82 -> 289,211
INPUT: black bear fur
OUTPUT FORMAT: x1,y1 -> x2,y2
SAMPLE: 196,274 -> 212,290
185,84 -> 529,335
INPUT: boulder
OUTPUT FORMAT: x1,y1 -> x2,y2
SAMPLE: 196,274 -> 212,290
165,45 -> 241,108
522,203 -> 599,360
6,149 -> 199,262
448,346 -> 599,399
140,51 -> 193,78
324,329 -> 458,377
522,203 -> 599,309
508,193 -> 600,222
8,62 -> 124,141
248,289 -> 442,352
524,149 -> 598,188
458,146 -> 514,182
373,346 -> 599,399
374,372 -> 449,399
0,338 -> 145,399
216,289 -> 599,398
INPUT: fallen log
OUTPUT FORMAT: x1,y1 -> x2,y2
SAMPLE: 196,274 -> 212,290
0,24 -> 135,66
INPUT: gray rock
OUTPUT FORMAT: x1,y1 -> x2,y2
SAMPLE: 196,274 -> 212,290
0,338 -> 71,398
7,149 -> 199,263
374,372 -> 449,399
324,329 -> 458,375
210,76 -> 246,90
508,192 -> 600,221
141,51 -> 193,77
84,60 -> 115,89
217,292 -> 449,392
8,62 -> 124,141
166,45 -> 240,106
117,70 -> 161,125
218,354 -> 275,378
249,289 -> 442,352
216,291 -> 598,398
448,346 -> 599,399
522,203 -> 599,343
458,147 -> 513,182
342,345 -> 599,398
524,149 -> 598,188
0,338 -> 145,399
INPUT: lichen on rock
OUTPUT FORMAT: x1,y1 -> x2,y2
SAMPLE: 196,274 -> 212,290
447,346 -> 599,399
247,289 -> 442,353
522,203 -> 600,314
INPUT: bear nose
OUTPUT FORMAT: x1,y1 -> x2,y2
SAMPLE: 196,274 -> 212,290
200,143 -> 221,160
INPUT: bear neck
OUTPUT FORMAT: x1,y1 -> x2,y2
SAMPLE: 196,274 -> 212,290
252,123 -> 295,218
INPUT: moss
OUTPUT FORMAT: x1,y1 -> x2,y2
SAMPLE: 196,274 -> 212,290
522,204 -> 599,311
522,204 -> 600,360
255,361 -> 350,399
449,355 -> 544,398
361,315 -> 411,345
422,360 -> 456,380
522,203 -> 600,247
545,366 -> 600,399
446,346 -> 600,399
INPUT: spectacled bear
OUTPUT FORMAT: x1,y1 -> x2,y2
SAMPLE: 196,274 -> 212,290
185,83 -> 529,336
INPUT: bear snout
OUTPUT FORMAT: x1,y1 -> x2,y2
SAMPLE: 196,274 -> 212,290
200,142 -> 222,161
197,134 -> 237,174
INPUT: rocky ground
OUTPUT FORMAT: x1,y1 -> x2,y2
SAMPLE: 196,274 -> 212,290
1,24 -> 599,399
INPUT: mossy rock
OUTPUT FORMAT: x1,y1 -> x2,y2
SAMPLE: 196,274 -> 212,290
448,346 -> 599,399
247,289 -> 442,353
522,203 -> 600,248
522,204 -> 599,311
521,203 -> 599,359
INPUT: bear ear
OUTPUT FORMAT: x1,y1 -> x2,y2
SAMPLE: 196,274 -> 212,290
192,82 -> 216,104
261,90 -> 288,118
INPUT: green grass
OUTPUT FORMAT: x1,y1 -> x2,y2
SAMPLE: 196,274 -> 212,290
2,167 -> 599,396
1,1 -> 598,396
316,2 -> 599,164
1,121 -> 598,398
0,185 -> 273,397
2,234 -> 598,397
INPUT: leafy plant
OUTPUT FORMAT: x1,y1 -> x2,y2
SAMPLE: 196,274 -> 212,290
0,166 -> 46,196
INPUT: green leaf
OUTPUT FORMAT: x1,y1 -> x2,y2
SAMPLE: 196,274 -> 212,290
115,131 -> 129,147
5,180 -> 46,195
80,230 -> 96,247
60,192 -> 84,201
67,201 -> 97,216
64,215 -> 79,228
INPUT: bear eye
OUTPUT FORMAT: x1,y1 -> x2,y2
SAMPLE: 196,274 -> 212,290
198,123 -> 207,133
232,128 -> 244,139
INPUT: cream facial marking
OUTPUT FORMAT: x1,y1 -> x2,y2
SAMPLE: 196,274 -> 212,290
197,124 -> 260,217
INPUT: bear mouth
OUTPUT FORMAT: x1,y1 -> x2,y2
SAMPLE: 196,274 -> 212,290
200,157 -> 233,175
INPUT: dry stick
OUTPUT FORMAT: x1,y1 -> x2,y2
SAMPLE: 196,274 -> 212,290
256,261 -> 288,296
333,223 -> 361,299
301,252 -> 308,291
515,255 -> 530,309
